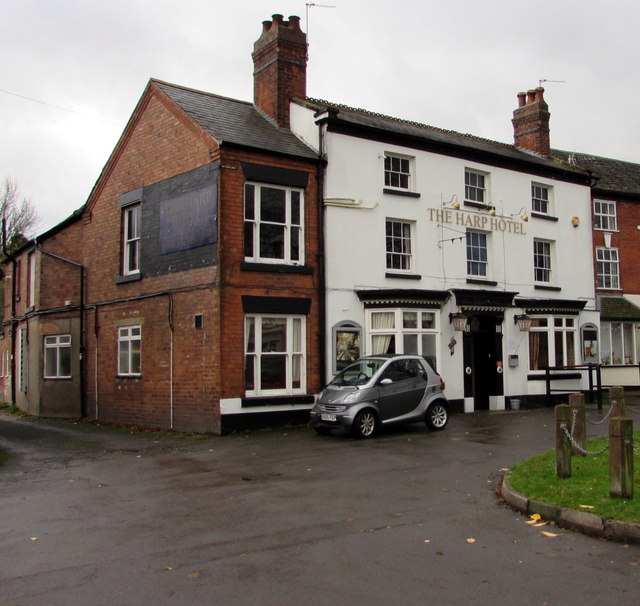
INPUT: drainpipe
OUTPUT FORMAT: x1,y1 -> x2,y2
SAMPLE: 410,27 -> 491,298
168,292 -> 174,429
317,119 -> 327,383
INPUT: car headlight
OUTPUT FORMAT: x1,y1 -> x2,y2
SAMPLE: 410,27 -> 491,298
342,392 -> 360,404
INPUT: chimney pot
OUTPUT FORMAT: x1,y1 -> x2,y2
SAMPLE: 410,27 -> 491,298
527,89 -> 536,104
288,15 -> 301,29
517,92 -> 526,107
272,13 -> 284,24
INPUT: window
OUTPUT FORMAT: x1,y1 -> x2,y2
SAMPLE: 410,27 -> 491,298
466,231 -> 488,277
44,335 -> 71,379
465,169 -> 487,204
118,326 -> 141,376
533,239 -> 552,283
244,183 -> 304,264
27,252 -> 36,307
528,317 -> 576,370
386,220 -> 412,271
384,154 -> 411,190
367,309 -> 438,368
594,200 -> 617,231
601,322 -> 638,365
596,247 -> 620,289
245,315 -> 306,396
531,183 -> 551,214
123,204 -> 141,275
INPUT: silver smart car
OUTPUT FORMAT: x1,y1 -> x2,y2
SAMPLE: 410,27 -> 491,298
310,354 -> 449,438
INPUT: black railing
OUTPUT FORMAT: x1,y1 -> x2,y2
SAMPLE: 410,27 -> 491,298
543,363 -> 602,411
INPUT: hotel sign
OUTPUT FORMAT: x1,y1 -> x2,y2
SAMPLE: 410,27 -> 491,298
427,208 -> 527,235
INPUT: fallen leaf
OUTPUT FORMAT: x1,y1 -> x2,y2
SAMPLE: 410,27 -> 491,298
435,551 -> 444,556
29,537 -> 39,541
579,505 -> 595,509
466,538 -> 476,543
533,522 -> 549,527
529,513 -> 542,521
424,539 -> 431,543
541,531 -> 559,537
187,571 -> 202,580
164,566 -> 173,571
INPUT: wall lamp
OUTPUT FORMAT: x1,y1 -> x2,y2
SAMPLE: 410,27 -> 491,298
510,207 -> 529,222
449,312 -> 468,331
514,314 -> 532,332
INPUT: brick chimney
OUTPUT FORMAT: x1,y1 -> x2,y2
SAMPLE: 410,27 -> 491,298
512,87 -> 550,156
252,14 -> 308,129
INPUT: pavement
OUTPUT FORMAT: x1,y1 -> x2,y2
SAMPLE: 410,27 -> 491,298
2,405 -> 640,606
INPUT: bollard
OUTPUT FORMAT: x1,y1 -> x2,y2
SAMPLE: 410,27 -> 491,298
609,417 -> 634,499
609,385 -> 626,417
568,393 -> 586,456
555,404 -> 572,478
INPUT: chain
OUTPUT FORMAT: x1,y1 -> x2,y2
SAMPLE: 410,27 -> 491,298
562,423 -> 609,456
586,402 -> 614,425
626,405 -> 640,415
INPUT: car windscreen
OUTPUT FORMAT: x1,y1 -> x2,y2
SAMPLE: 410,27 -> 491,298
329,359 -> 386,387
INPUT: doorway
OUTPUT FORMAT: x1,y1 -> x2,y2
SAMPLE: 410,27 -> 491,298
462,314 -> 504,410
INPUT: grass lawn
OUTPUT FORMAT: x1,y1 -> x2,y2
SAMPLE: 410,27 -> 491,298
507,433 -> 640,523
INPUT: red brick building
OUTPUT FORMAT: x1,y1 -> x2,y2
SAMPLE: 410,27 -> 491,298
1,15 -> 322,433
553,150 -> 640,384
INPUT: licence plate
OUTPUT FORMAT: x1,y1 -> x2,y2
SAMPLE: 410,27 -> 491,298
321,413 -> 337,422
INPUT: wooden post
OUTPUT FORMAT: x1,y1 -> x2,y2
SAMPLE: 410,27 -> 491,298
609,417 -> 634,499
555,404 -> 572,478
609,385 -> 626,417
568,393 -> 586,455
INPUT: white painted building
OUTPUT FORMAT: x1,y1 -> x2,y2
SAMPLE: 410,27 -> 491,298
291,89 -> 599,412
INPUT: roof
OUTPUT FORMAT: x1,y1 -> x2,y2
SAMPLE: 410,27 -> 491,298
600,296 -> 640,321
552,150 -> 640,198
153,80 -> 317,160
294,98 -> 591,182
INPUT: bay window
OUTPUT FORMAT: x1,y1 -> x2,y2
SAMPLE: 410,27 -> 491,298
528,317 -> 576,370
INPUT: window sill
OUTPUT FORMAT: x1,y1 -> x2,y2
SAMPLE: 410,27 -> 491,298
531,212 -> 558,222
534,284 -> 562,291
385,272 -> 421,280
241,262 -> 313,274
242,395 -> 315,408
116,375 -> 142,379
466,278 -> 498,286
464,200 -> 494,211
527,372 -> 582,381
115,273 -> 142,284
382,188 -> 421,198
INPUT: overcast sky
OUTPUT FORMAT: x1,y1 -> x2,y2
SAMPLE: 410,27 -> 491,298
2,0 -> 638,234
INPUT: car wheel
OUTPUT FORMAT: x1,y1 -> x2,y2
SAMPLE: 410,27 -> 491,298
425,401 -> 448,430
352,409 -> 378,439
314,426 -> 332,436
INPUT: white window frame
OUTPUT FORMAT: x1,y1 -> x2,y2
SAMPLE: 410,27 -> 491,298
44,334 -> 72,379
244,182 -> 304,265
528,316 -> 577,370
596,247 -> 620,289
384,153 -> 412,190
244,314 -> 306,396
533,239 -> 553,284
531,182 -> 552,215
122,204 -> 141,275
366,309 -> 439,369
118,325 -> 141,377
385,219 -> 413,272
466,230 -> 489,278
464,169 -> 488,204
594,199 -> 617,231
600,322 -> 638,365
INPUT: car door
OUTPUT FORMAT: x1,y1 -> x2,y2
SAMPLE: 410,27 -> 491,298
377,359 -> 428,421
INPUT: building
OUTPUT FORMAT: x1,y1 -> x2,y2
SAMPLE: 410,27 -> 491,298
2,14 -> 638,430
2,15 -> 323,434
553,150 -> 640,387
290,87 -> 598,412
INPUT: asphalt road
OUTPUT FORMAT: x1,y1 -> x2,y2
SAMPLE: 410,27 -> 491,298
1,407 -> 637,606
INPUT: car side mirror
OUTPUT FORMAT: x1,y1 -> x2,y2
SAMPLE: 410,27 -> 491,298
380,378 -> 393,385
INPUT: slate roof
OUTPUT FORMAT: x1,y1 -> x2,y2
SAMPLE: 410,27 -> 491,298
153,80 -> 317,160
552,150 -> 640,197
600,296 -> 640,321
294,98 -> 589,179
